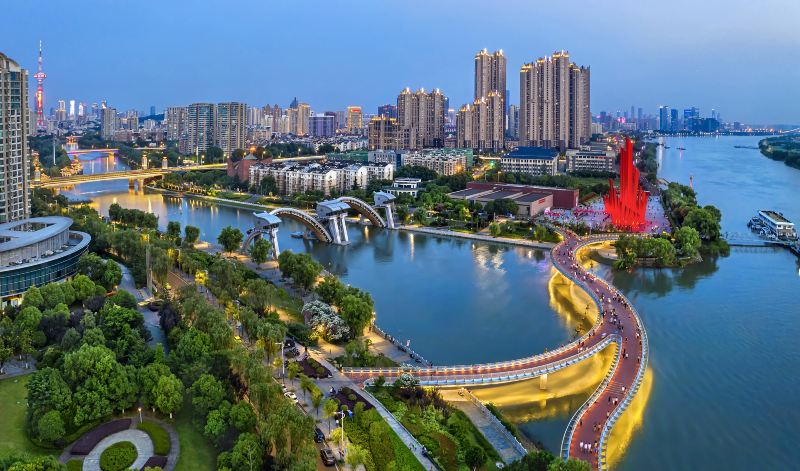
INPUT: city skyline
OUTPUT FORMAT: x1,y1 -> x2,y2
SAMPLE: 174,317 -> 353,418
2,0 -> 799,124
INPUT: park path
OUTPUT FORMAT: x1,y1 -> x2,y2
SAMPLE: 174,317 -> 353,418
439,389 -> 527,464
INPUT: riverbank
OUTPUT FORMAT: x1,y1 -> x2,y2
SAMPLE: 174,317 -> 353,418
759,135 -> 800,169
399,225 -> 557,249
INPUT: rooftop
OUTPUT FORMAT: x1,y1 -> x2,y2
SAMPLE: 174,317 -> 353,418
759,210 -> 793,225
474,190 -> 522,202
505,146 -> 559,160
0,217 -> 74,252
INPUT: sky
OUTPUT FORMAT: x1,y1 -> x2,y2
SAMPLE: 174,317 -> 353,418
2,0 -> 799,124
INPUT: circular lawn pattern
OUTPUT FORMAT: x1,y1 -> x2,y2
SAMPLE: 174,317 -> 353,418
99,441 -> 137,471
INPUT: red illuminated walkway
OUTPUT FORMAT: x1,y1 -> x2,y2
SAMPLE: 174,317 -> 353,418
343,230 -> 649,470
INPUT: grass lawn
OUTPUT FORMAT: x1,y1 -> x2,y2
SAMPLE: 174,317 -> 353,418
173,406 -> 216,471
0,375 -> 57,457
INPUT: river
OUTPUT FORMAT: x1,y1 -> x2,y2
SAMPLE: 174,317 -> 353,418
62,137 -> 800,470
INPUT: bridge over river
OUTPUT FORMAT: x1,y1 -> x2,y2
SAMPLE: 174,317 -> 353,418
343,231 -> 649,470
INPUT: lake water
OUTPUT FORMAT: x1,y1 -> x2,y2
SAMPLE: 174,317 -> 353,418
62,137 -> 800,469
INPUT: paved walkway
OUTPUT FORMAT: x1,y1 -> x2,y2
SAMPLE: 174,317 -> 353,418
82,429 -> 153,471
440,389 -> 526,464
400,225 -> 556,249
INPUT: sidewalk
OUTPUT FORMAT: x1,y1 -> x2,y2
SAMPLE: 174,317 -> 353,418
400,225 -> 557,249
439,389 -> 527,464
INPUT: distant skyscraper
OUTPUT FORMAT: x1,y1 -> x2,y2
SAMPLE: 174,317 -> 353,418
396,88 -> 446,149
471,49 -> 506,150
165,106 -> 188,141
55,99 -> 66,122
347,106 -> 363,133
69,100 -> 75,120
519,50 -> 590,150
101,107 -> 117,139
368,116 -> 400,150
309,115 -> 335,137
214,102 -> 247,155
149,105 -> 156,116
456,91 -> 504,151
296,103 -> 310,136
670,108 -> 679,131
659,106 -> 670,131
187,103 -> 215,156
0,52 -> 31,223
508,104 -> 519,139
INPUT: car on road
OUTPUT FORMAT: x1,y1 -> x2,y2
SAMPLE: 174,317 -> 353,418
320,448 -> 336,466
314,427 -> 324,443
284,391 -> 298,403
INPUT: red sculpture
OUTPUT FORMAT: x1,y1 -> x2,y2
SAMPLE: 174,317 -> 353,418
604,138 -> 649,231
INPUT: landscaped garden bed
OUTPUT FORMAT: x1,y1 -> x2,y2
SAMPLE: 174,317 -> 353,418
370,376 -> 500,471
330,386 -> 373,412
71,419 -> 132,455
296,357 -> 332,379
99,440 -> 137,471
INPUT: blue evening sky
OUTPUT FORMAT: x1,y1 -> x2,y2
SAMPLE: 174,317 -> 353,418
2,0 -> 798,124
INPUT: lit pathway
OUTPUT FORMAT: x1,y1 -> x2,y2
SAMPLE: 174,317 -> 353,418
343,230 -> 649,470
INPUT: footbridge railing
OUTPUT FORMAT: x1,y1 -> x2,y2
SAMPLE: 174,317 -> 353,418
345,334 -> 617,386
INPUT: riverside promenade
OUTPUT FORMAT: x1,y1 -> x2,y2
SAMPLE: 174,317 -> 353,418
344,230 -> 649,470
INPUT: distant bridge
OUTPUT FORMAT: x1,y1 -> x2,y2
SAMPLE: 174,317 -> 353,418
32,163 -> 226,188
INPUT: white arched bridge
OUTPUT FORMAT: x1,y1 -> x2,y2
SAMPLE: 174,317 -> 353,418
242,192 -> 398,257
343,231 -> 649,471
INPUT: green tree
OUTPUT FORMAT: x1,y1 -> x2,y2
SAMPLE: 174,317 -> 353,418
323,398 -> 338,434
204,408 -> 229,445
184,225 -> 200,245
250,238 -> 271,265
102,260 -> 123,290
258,175 -> 278,195
345,443 -> 367,469
37,410 -> 66,443
167,221 -> 181,239
465,445 -> 487,470
547,458 -> 591,471
412,208 -> 428,225
153,374 -> 184,419
190,373 -> 226,418
229,432 -> 263,471
229,401 -> 257,432
218,226 -> 244,253
683,207 -> 721,241
21,286 -> 44,309
40,283 -> 65,309
339,294 -> 373,337
287,361 -> 301,384
71,275 -> 96,302
674,226 -> 701,258
315,275 -> 344,304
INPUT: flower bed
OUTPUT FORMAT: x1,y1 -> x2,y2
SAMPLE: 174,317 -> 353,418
331,386 -> 373,412
141,455 -> 168,469
297,357 -> 332,379
99,441 -> 137,471
71,419 -> 132,455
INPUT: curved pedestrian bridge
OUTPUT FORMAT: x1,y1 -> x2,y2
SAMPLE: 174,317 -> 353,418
343,231 -> 649,470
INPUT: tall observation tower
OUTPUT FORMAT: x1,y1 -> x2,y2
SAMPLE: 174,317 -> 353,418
33,41 -> 46,129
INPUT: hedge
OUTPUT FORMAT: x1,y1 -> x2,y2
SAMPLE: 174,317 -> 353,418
99,441 -> 137,471
137,420 -> 171,455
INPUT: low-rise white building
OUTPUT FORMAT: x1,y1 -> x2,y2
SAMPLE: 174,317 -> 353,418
500,147 -> 559,176
249,160 -> 393,196
566,146 -> 615,173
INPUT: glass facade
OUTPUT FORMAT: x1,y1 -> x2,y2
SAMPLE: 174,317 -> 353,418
0,235 -> 89,298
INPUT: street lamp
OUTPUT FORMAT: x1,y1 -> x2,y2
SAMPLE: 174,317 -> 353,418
138,406 -> 142,423
274,341 -> 285,380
